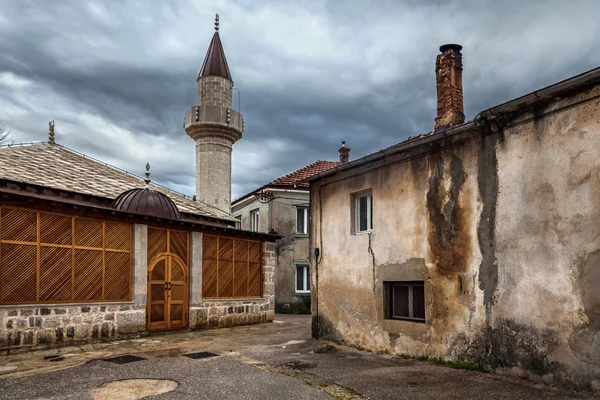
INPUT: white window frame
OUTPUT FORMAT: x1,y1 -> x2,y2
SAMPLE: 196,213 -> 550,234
234,215 -> 241,229
296,207 -> 308,234
250,209 -> 259,232
295,264 -> 310,293
354,191 -> 372,233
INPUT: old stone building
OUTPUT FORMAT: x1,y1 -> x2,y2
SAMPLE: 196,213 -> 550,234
232,156 -> 342,312
308,44 -> 600,390
0,16 -> 276,351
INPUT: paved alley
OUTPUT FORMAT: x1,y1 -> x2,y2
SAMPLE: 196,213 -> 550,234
0,315 -> 593,399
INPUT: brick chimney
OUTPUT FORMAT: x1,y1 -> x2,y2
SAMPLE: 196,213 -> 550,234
434,44 -> 464,132
338,141 -> 350,164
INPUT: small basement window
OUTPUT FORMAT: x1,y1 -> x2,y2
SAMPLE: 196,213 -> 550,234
295,264 -> 310,293
354,191 -> 372,233
296,207 -> 308,234
384,281 -> 425,322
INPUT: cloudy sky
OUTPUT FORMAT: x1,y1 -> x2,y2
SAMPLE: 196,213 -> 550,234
1,0 -> 599,200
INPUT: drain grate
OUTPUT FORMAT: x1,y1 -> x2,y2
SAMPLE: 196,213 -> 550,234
103,355 -> 146,364
182,352 -> 219,359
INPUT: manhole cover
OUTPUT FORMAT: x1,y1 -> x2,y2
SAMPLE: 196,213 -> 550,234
103,355 -> 146,364
93,379 -> 178,400
183,352 -> 219,359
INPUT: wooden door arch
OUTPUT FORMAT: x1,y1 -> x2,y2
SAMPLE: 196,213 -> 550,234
147,252 -> 188,331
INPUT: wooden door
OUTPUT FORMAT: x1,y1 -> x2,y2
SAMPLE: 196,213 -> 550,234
147,254 -> 188,331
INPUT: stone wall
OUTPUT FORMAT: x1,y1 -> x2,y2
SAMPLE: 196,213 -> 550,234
0,305 -> 145,353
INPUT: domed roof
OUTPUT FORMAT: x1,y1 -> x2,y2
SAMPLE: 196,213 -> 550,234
112,163 -> 181,220
112,187 -> 181,220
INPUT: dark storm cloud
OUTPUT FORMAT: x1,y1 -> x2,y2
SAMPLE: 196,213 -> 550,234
1,0 -> 599,199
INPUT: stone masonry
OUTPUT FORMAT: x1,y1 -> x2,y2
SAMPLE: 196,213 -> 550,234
185,75 -> 243,213
434,44 -> 464,131
0,305 -> 145,353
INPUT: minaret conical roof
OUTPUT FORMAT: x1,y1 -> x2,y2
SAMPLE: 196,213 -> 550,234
198,19 -> 232,82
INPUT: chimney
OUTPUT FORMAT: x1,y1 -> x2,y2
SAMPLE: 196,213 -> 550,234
338,141 -> 350,164
434,44 -> 464,132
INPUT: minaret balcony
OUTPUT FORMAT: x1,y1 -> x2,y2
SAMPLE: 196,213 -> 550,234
184,105 -> 243,141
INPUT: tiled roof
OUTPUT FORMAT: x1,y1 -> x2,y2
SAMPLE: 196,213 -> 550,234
270,160 -> 339,188
0,143 -> 235,221
232,160 -> 339,205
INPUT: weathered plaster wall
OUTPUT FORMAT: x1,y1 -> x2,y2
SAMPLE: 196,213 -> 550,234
271,191 -> 311,311
311,83 -> 600,390
233,190 -> 312,311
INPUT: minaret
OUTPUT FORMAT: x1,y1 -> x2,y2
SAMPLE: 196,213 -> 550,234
184,14 -> 243,213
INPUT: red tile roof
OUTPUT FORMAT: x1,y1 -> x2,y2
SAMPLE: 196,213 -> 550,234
232,160 -> 339,205
269,160 -> 339,188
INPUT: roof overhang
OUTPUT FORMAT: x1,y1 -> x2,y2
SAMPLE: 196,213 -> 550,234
0,178 -> 279,241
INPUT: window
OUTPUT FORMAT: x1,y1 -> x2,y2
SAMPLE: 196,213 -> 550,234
354,191 -> 373,233
384,281 -> 425,322
296,207 -> 308,234
234,215 -> 241,229
250,209 -> 259,232
295,264 -> 310,293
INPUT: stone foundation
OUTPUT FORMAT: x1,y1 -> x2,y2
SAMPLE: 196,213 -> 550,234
0,304 -> 145,353
189,299 -> 274,330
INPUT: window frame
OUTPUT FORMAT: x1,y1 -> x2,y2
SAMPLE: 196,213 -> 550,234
234,215 -> 242,229
295,207 -> 308,235
250,208 -> 259,232
354,191 -> 373,234
384,281 -> 426,323
295,263 -> 310,294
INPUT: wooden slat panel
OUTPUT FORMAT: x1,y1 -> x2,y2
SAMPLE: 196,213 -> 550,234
73,249 -> 103,301
39,246 -> 71,301
218,260 -> 233,297
169,230 -> 188,264
202,259 -> 217,298
233,261 -> 248,297
1,208 -> 37,242
74,218 -> 103,248
203,235 -> 217,259
104,251 -> 131,301
0,243 -> 36,302
148,228 -> 167,264
249,241 -> 261,263
219,238 -> 233,261
40,213 -> 72,245
234,239 -> 248,263
248,262 -> 262,297
105,221 -> 131,251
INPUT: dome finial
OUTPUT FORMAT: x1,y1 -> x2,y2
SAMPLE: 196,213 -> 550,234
214,14 -> 219,32
144,162 -> 151,185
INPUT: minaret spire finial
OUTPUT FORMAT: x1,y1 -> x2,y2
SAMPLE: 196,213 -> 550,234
144,162 -> 151,185
214,14 -> 219,32
48,120 -> 55,145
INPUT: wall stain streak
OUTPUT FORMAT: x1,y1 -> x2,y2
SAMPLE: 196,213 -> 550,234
477,133 -> 499,323
426,152 -> 469,275
368,232 -> 376,295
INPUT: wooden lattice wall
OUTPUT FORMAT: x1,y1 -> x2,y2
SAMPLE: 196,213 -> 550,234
202,235 -> 262,299
147,227 -> 189,266
0,207 -> 132,304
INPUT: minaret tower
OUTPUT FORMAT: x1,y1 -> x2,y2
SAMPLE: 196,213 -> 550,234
184,14 -> 243,213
